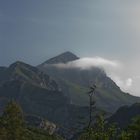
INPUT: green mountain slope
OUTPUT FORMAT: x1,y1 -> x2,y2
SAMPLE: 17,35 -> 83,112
108,103 -> 140,129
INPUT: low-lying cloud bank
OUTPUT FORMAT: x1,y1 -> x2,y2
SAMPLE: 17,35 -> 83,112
47,57 -> 136,95
52,57 -> 119,70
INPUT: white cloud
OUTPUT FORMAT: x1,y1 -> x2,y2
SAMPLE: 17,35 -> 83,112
50,57 -> 120,70
109,75 -> 133,92
126,78 -> 133,87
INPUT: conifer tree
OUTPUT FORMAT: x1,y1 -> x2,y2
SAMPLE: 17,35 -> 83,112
0,101 -> 24,140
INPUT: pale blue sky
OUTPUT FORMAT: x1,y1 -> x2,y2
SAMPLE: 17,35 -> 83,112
0,0 -> 140,66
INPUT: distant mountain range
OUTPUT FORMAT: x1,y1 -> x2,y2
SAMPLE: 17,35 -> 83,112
38,51 -> 140,112
0,51 -> 140,139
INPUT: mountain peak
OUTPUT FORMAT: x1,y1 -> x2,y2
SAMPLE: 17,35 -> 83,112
9,61 -> 37,72
43,51 -> 79,64
9,61 -> 26,69
61,51 -> 77,56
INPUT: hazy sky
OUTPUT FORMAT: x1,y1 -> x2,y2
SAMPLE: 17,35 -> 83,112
1,0 -> 140,96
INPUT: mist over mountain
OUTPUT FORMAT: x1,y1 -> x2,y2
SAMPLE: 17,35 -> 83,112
38,52 -> 140,112
39,52 -> 134,95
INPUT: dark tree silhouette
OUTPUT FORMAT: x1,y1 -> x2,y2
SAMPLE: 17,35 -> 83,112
87,84 -> 96,129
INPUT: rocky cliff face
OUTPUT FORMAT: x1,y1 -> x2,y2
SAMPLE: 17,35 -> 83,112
3,61 -> 59,90
40,120 -> 57,135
